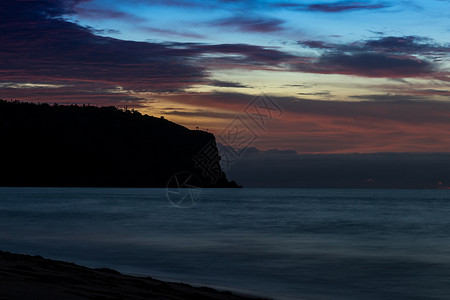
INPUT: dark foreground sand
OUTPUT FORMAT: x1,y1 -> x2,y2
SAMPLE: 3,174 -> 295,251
0,251 -> 268,300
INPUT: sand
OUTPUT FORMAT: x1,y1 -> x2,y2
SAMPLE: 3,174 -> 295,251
0,250 -> 268,300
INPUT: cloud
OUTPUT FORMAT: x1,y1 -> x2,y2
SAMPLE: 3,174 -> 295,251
0,0 -> 299,105
0,82 -> 66,89
348,94 -> 426,101
298,91 -> 330,96
298,40 -> 334,49
0,0 -> 78,21
306,1 -> 388,12
282,97 -> 450,125
299,35 -> 450,55
153,91 -> 256,112
90,28 -> 121,35
161,109 -> 238,119
407,89 -> 450,96
275,1 -> 388,12
74,3 -> 205,39
293,53 -> 433,78
194,43 -> 297,66
0,82 -> 147,106
318,53 -> 432,77
0,0 -> 209,95
209,80 -> 249,88
211,15 -> 285,32
283,84 -> 312,88
364,36 -> 450,55
74,7 -> 147,22
296,35 -> 450,78
365,36 -> 429,52
140,27 -> 205,39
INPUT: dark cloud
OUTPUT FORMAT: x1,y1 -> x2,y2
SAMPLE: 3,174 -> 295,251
297,35 -> 449,78
0,0 -> 293,104
0,0 -> 207,94
275,1 -> 388,12
366,36 -> 429,52
0,0 -> 78,21
283,84 -> 312,88
209,80 -> 249,88
298,91 -> 330,96
212,15 -> 285,32
306,1 -> 388,12
122,0 -> 216,9
0,82 -> 148,107
90,28 -> 121,35
75,4 -> 204,38
299,40 -> 334,49
294,53 -> 433,78
159,91 -> 257,111
193,43 -> 297,66
320,53 -> 432,77
408,89 -> 450,96
227,149 -> 450,188
161,109 -> 238,119
74,7 -> 147,22
281,97 -> 450,125
349,94 -> 426,101
140,27 -> 205,39
299,35 -> 450,55
364,36 -> 450,55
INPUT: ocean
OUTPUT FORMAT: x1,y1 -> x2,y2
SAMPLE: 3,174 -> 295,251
1,187 -> 449,300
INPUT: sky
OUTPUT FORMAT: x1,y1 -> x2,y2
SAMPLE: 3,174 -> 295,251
1,0 -> 450,186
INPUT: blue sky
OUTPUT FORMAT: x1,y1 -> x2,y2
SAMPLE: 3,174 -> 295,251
71,0 -> 450,45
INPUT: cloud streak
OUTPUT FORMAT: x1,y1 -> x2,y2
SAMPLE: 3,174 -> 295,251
306,1 -> 388,12
297,35 -> 450,79
306,53 -> 433,78
211,15 -> 285,32
300,35 -> 450,55
275,1 -> 389,12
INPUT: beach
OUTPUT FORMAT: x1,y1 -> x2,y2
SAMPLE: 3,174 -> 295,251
0,250 -> 266,300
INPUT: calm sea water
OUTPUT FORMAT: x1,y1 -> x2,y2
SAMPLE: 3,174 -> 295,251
1,187 -> 450,300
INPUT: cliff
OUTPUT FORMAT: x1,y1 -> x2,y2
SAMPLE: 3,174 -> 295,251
0,100 -> 240,188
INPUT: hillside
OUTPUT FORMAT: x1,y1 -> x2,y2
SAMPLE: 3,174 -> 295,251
0,100 -> 239,188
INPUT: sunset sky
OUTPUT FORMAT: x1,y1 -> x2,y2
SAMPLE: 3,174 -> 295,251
1,0 -> 450,155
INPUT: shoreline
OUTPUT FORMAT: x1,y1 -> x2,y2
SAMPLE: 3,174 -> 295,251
0,250 -> 268,300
